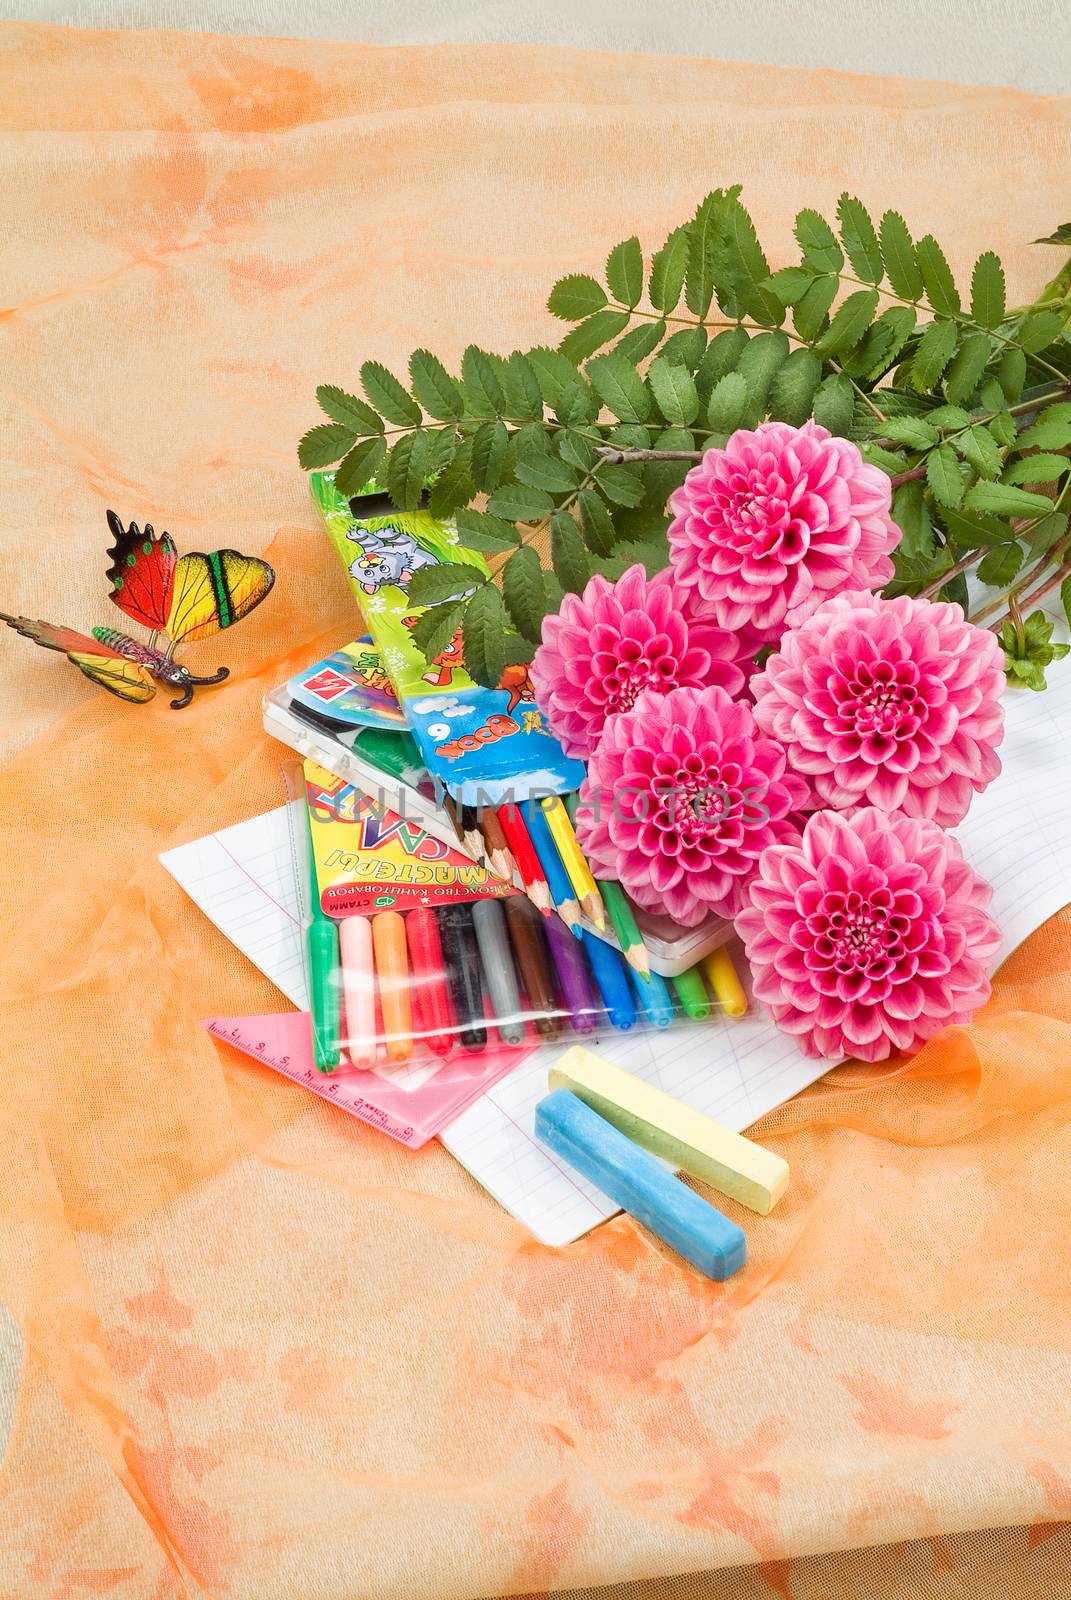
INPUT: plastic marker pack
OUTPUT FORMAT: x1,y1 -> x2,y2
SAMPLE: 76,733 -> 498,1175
311,471 -> 586,806
286,639 -> 407,732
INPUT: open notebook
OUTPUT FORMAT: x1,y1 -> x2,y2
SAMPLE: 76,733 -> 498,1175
161,665 -> 1071,1244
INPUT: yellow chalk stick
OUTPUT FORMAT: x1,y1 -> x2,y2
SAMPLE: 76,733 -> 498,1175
702,945 -> 749,1017
549,1045 -> 788,1215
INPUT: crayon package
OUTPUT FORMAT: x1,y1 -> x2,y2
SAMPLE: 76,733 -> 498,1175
289,759 -> 742,1077
311,470 -> 586,807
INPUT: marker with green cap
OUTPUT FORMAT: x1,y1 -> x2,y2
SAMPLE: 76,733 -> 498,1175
672,963 -> 713,1022
303,801 -> 341,1070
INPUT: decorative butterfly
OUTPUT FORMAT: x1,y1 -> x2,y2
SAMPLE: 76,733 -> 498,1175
1,511 -> 275,709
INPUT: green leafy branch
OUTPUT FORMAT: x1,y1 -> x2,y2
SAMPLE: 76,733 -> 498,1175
300,187 -> 1071,689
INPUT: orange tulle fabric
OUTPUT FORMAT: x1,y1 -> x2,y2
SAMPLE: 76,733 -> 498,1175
1,22 -> 1070,1598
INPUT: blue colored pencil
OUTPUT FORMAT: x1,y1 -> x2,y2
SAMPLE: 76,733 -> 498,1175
580,928 -> 638,1031
525,799 -> 583,937
628,962 -> 676,1029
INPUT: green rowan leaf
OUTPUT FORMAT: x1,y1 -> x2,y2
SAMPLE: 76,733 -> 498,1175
878,211 -> 924,300
659,327 -> 708,368
611,532 -> 671,576
407,352 -> 464,420
462,583 -> 508,688
1016,405 -> 1071,451
915,235 -> 961,316
765,266 -> 815,305
912,319 -> 958,390
837,193 -> 883,284
606,236 -> 644,307
453,507 -> 520,553
558,309 -> 631,363
964,480 -> 1057,517
940,506 -> 1015,548
586,352 -> 651,423
486,481 -> 555,523
989,410 -> 1018,447
686,189 -> 728,317
461,345 -> 506,415
970,252 -> 1006,329
547,274 -> 608,321
385,429 -> 431,511
577,488 -> 617,555
768,347 -> 822,425
996,347 -> 1027,403
1003,453 -> 1070,486
410,599 -> 467,661
649,225 -> 691,313
551,509 -> 591,592
502,546 -> 547,642
360,361 -> 422,426
736,329 -> 791,420
811,373 -> 855,435
815,288 -> 879,357
1028,511 -> 1068,556
524,346 -> 592,419
514,448 -> 579,493
1019,309 -> 1065,352
334,435 -> 387,495
647,357 -> 700,425
594,462 -> 645,507
792,274 -> 838,341
867,306 -> 917,375
881,415 -> 939,449
317,385 -> 384,434
977,543 -> 1023,586
712,195 -> 784,324
707,370 -> 749,433
643,426 -> 696,507
469,420 -> 509,491
503,352 -> 544,421
794,209 -> 843,273
926,404 -> 971,430
955,424 -> 1003,479
298,423 -> 355,468
926,443 -> 965,508
944,332 -> 993,405
427,439 -> 475,518
558,430 -> 597,472
892,480 -> 934,559
408,562 -> 485,608
696,328 -> 749,398
614,321 -> 667,363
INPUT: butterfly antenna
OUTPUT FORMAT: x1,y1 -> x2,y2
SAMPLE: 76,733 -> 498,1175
185,666 -> 230,686
168,683 -> 195,710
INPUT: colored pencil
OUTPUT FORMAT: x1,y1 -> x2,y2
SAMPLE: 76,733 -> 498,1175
496,803 -> 553,917
539,795 -> 606,930
478,807 -> 516,885
580,928 -> 637,1031
371,910 -> 413,1061
503,895 -> 562,1038
460,803 -> 489,867
544,913 -> 599,1034
339,916 -> 377,1067
524,799 -> 583,937
303,801 -> 341,1071
672,963 -> 713,1021
471,899 -> 526,1045
628,962 -> 676,1029
435,903 -> 487,1050
702,945 -> 749,1018
563,793 -> 649,977
404,905 -> 455,1057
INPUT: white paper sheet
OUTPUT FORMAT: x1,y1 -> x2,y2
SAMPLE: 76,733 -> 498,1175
160,665 -> 1071,1244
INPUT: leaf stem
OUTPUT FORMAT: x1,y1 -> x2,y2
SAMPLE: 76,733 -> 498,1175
917,547 -> 984,599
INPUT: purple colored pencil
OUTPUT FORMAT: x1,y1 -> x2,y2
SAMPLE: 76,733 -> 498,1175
544,912 -> 599,1034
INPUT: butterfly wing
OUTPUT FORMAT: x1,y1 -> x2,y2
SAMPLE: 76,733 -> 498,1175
106,510 -> 178,629
0,614 -> 156,703
165,550 -> 275,645
68,653 -> 157,703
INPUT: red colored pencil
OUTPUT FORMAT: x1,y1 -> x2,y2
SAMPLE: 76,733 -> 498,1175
404,905 -> 455,1057
496,803 -> 553,916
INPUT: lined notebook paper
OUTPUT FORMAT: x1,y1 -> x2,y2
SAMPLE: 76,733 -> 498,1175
161,667 -> 1071,1244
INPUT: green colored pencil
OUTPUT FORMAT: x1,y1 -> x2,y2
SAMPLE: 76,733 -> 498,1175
672,963 -> 713,1021
564,792 -> 649,978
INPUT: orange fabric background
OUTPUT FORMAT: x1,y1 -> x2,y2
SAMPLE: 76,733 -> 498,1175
2,22 -> 1071,1598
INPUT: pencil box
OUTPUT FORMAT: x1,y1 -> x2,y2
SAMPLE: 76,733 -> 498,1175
265,682 -> 735,978
295,757 -> 741,1071
311,470 -> 587,806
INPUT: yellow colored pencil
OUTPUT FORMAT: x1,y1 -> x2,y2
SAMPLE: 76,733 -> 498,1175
702,946 -> 749,1018
539,795 -> 607,931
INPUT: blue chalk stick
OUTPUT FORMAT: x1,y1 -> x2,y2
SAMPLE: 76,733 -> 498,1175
580,929 -> 638,1031
628,962 -> 676,1028
535,1089 -> 747,1281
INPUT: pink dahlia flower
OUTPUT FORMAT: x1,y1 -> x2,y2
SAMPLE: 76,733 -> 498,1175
531,564 -> 746,760
573,684 -> 809,926
667,420 -> 899,641
751,589 -> 1005,827
736,807 -> 1000,1061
